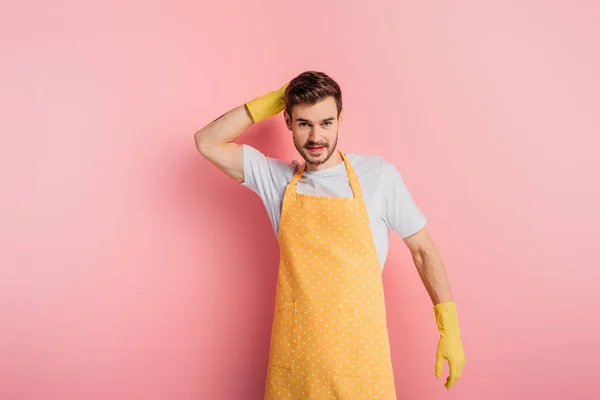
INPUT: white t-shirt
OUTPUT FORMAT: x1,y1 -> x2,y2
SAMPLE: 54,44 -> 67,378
241,144 -> 427,269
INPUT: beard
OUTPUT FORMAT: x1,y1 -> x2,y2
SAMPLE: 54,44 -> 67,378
293,132 -> 339,166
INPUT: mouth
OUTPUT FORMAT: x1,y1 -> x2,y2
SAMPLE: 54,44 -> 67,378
306,145 -> 326,155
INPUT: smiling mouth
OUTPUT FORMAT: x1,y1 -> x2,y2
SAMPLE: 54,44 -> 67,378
307,146 -> 326,154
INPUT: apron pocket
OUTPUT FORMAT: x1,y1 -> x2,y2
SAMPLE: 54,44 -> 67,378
268,302 -> 295,369
335,305 -> 393,378
293,309 -> 336,374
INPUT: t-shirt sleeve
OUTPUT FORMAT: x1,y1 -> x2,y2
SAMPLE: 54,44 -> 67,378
240,144 -> 291,224
382,162 -> 428,238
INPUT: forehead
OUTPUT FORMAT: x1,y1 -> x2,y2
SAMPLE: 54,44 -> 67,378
292,96 -> 337,121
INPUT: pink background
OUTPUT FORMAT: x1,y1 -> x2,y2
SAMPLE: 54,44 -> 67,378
1,1 -> 598,399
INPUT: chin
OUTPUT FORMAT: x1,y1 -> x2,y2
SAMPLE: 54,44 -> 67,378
302,149 -> 330,165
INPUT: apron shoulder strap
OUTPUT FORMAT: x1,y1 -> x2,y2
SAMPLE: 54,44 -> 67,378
340,151 -> 363,199
288,162 -> 306,192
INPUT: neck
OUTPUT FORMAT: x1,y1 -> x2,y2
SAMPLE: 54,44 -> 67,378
305,148 -> 343,172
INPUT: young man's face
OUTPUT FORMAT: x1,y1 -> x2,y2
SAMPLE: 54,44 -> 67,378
284,96 -> 343,166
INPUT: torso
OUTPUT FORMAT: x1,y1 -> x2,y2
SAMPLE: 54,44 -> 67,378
270,154 -> 393,268
240,144 -> 428,269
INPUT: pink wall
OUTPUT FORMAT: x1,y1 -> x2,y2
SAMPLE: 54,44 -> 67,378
1,1 -> 598,399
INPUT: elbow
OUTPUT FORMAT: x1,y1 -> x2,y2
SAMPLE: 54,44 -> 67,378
194,130 -> 211,155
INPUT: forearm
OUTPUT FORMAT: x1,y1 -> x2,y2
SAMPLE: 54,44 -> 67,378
192,82 -> 288,182
194,104 -> 254,153
405,231 -> 464,388
412,247 -> 453,305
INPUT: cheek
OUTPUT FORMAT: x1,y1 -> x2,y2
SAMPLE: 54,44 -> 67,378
325,128 -> 337,141
292,130 -> 307,143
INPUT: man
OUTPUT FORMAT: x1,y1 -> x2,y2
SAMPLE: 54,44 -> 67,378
194,71 -> 465,399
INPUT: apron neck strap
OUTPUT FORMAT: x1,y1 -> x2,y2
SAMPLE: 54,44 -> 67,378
290,150 -> 363,199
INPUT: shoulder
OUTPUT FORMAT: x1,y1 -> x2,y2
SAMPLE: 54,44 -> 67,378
242,144 -> 296,184
345,152 -> 408,198
345,152 -> 397,175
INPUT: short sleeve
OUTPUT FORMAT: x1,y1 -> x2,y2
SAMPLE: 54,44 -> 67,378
240,144 -> 292,231
382,162 -> 427,238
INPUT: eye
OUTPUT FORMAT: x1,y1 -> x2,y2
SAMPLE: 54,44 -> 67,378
299,122 -> 309,127
323,121 -> 332,126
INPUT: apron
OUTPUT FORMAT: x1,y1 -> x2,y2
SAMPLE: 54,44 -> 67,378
264,150 -> 397,399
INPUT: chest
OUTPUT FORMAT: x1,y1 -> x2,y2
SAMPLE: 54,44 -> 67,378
285,173 -> 388,240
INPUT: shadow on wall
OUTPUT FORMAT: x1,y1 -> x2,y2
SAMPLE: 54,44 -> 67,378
161,117 -> 291,398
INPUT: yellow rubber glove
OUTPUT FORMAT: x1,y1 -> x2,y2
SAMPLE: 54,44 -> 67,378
434,301 -> 465,389
245,82 -> 289,123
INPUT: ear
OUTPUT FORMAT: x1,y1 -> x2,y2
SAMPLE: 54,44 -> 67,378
283,110 -> 292,130
339,108 -> 344,125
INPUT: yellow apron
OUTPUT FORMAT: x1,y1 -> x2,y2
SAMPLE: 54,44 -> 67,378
264,151 -> 397,399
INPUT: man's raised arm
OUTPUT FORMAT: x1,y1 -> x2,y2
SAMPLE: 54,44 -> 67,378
193,82 -> 288,182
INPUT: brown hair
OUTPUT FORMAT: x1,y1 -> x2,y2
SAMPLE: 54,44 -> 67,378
285,71 -> 342,118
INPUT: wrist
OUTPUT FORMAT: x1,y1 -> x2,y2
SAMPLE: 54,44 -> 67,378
434,302 -> 461,334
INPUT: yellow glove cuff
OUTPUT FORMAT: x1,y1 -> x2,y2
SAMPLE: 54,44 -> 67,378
245,82 -> 289,123
433,301 -> 461,335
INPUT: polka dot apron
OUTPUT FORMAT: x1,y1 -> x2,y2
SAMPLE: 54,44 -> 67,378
264,151 -> 397,399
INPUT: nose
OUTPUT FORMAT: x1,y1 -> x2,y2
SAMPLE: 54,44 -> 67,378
308,127 -> 324,141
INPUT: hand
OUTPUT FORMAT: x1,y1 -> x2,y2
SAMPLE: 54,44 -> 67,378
245,82 -> 289,123
434,302 -> 465,389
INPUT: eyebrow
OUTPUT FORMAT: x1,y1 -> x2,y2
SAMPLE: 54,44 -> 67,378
296,117 -> 336,123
